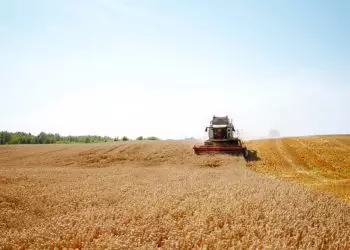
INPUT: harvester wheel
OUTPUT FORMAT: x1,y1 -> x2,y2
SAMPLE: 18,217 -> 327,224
243,148 -> 249,159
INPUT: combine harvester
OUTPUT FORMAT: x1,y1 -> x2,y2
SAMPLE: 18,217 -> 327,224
193,115 -> 249,159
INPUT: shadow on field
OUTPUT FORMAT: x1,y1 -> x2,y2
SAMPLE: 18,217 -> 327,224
246,150 -> 260,161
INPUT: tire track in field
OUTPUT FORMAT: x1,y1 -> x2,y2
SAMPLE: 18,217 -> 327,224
272,139 -> 300,172
66,144 -> 138,167
274,138 -> 327,183
102,143 -> 128,154
11,148 -> 68,161
334,138 -> 350,149
246,139 -> 298,180
247,136 -> 350,200
295,138 -> 348,179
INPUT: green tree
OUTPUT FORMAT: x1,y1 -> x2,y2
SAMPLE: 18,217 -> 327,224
0,132 -> 4,144
0,131 -> 113,144
146,136 -> 159,140
36,132 -> 47,144
0,131 -> 12,144
136,136 -> 143,140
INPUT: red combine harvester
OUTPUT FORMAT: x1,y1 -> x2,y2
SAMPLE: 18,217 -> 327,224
193,115 -> 249,159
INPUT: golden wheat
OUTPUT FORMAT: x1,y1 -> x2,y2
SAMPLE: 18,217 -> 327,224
0,139 -> 349,249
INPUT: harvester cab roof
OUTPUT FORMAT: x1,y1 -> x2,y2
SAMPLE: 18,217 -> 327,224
206,115 -> 235,132
211,116 -> 230,125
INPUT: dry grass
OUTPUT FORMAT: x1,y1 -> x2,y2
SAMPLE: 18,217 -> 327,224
0,139 -> 350,249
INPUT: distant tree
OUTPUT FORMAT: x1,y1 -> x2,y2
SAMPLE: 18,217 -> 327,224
25,135 -> 34,144
36,132 -> 47,144
121,136 -> 129,141
184,137 -> 196,140
10,134 -> 20,144
0,131 -> 113,144
0,132 -> 4,144
136,136 -> 143,140
0,131 -> 12,144
114,137 -> 119,141
5,132 -> 12,144
146,136 -> 159,140
54,133 -> 61,142
268,129 -> 280,138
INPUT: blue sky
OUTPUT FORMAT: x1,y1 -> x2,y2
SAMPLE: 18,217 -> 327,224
1,0 -> 349,139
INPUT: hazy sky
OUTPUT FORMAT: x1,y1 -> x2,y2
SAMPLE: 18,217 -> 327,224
1,0 -> 349,139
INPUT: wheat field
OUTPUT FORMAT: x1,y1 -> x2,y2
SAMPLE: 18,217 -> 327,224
1,137 -> 350,249
246,135 -> 350,201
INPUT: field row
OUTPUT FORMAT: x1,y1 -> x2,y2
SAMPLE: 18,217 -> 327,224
246,135 -> 350,200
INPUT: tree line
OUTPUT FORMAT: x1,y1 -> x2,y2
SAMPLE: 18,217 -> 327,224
0,131 -> 159,145
0,131 -> 114,144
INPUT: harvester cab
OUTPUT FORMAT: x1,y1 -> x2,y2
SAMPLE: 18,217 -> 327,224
205,116 -> 235,140
193,116 -> 249,159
